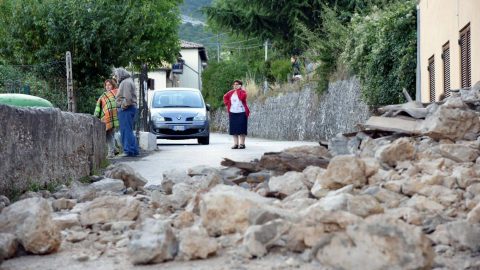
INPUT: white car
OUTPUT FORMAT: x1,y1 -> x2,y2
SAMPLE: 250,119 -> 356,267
148,88 -> 210,145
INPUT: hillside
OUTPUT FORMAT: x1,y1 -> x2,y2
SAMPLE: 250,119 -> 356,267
179,0 -> 212,21
179,0 -> 223,58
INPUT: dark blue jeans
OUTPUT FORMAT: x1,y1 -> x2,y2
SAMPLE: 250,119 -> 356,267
118,106 -> 139,156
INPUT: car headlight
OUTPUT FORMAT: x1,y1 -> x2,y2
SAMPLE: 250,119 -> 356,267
193,114 -> 206,121
152,114 -> 166,122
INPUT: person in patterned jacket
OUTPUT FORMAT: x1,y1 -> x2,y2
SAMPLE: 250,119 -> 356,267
94,79 -> 119,157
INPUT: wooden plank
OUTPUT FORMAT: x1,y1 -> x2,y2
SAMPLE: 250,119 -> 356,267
362,116 -> 423,134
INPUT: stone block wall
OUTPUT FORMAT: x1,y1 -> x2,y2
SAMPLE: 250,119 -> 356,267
0,105 -> 106,197
211,77 -> 371,141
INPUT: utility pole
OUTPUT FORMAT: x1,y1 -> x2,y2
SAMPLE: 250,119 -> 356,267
140,64 -> 148,131
217,34 -> 220,62
264,40 -> 269,94
264,40 -> 268,61
65,51 -> 76,112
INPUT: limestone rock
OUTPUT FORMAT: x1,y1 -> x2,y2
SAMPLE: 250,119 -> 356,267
187,165 -> 220,176
170,182 -> 197,209
375,137 -> 416,167
0,197 -> 60,254
285,210 -> 361,251
421,98 -> 480,140
467,203 -> 480,223
51,198 -> 77,212
430,220 -> 480,251
437,143 -> 480,163
315,217 -> 434,270
401,179 -> 427,196
128,219 -> 178,264
243,219 -> 290,257
318,155 -> 367,189
173,211 -> 196,229
418,185 -> 459,206
302,166 -> 325,189
89,178 -> 125,193
363,186 -> 407,209
246,171 -> 271,184
316,193 -> 351,212
79,196 -> 141,226
68,182 -> 97,202
199,185 -> 274,236
104,163 -> 147,190
383,207 -> 423,226
310,180 -> 328,199
405,195 -> 445,213
268,171 -> 309,196
52,213 -> 81,230
248,208 -> 283,226
451,165 -> 478,189
346,194 -> 384,218
161,169 -> 192,194
0,233 -> 17,260
0,195 -> 10,212
178,225 -> 218,260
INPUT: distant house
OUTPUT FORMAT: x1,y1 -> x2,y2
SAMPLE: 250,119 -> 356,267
148,40 -> 208,91
417,0 -> 479,102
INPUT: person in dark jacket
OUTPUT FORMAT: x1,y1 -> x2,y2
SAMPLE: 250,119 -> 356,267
114,67 -> 139,157
223,80 -> 250,149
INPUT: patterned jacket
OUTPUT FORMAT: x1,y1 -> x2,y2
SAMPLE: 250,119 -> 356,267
94,89 -> 119,131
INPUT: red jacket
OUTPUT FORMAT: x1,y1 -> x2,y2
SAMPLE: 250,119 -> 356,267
223,88 -> 250,117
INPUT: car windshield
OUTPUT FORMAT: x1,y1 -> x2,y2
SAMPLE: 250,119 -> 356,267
152,90 -> 204,108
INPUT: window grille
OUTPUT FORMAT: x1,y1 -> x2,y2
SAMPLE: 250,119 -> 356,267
428,56 -> 435,102
442,43 -> 451,98
459,24 -> 471,88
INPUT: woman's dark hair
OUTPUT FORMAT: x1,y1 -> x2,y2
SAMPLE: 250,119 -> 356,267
104,79 -> 117,89
233,80 -> 243,86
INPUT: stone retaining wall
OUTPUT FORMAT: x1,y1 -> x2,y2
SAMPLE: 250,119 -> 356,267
211,77 -> 371,141
0,105 -> 106,197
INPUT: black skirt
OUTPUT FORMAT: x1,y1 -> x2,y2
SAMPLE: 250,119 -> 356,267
229,112 -> 248,135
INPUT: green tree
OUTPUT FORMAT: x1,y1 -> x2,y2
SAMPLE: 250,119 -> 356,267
201,60 -> 249,109
204,0 -> 326,54
342,0 -> 417,106
204,0 -> 397,54
0,0 -> 182,113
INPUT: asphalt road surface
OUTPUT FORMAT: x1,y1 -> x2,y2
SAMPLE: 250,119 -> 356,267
118,133 -> 318,186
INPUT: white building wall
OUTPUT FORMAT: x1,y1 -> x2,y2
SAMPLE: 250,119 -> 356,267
148,70 -> 167,90
179,49 -> 202,90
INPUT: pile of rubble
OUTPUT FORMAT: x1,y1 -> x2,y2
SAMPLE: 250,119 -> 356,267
1,83 -> 480,269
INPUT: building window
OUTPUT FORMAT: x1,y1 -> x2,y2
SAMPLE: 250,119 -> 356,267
459,24 -> 471,88
442,42 -> 451,98
428,56 -> 435,102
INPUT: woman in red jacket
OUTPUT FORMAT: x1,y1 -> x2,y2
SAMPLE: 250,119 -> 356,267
223,80 -> 250,149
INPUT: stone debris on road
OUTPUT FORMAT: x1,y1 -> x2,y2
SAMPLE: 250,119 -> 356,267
1,82 -> 480,269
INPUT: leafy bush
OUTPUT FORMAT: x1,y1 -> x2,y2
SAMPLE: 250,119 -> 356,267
269,59 -> 292,83
342,0 -> 417,106
201,60 -> 249,109
0,64 -> 68,109
0,0 -> 182,113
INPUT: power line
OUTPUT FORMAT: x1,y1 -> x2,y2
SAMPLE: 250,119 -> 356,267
222,44 -> 267,50
192,32 -> 228,43
203,37 -> 260,46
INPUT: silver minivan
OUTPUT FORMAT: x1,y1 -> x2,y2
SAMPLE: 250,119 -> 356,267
148,88 -> 210,144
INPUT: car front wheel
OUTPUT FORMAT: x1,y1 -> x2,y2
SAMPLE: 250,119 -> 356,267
198,136 -> 209,145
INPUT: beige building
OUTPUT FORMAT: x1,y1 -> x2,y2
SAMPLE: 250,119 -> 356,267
147,40 -> 208,92
418,0 -> 479,102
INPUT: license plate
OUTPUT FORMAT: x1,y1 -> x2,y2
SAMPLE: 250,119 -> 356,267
173,125 -> 185,131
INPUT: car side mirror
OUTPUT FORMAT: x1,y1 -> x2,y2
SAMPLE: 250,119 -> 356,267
206,104 -> 211,111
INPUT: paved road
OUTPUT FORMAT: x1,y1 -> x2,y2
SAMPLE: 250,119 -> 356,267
119,133 -> 318,186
